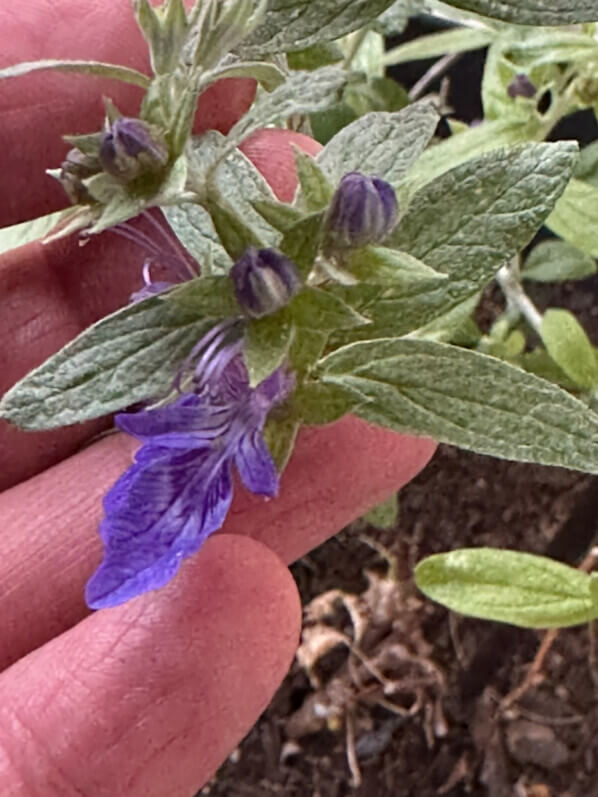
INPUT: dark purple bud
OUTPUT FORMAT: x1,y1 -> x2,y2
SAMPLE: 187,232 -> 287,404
59,148 -> 100,203
99,118 -> 169,182
231,248 -> 301,319
325,172 -> 399,250
507,74 -> 536,100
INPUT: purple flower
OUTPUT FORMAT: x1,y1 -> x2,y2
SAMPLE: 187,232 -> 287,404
231,247 -> 302,318
507,74 -> 536,100
99,117 -> 169,182
324,171 -> 399,250
85,327 -> 293,609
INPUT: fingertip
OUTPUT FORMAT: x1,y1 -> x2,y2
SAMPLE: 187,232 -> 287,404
240,128 -> 323,201
0,534 -> 300,796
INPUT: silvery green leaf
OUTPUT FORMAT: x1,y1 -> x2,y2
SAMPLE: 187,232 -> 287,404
241,0 -> 397,56
317,103 -> 439,187
134,0 -> 189,74
287,42 -> 344,71
345,30 -> 385,78
0,279 -> 235,430
371,143 -> 577,337
574,141 -> 598,188
293,148 -> 334,212
374,0 -> 423,34
290,287 -> 370,331
547,178 -> 598,257
320,339 -> 598,473
280,213 -> 325,279
200,59 -> 286,91
0,59 -> 150,88
440,0 -> 598,25
415,549 -> 598,629
226,67 -> 348,148
540,309 -> 598,391
0,210 -> 73,256
251,199 -> 303,233
409,293 -> 481,344
520,348 -> 578,392
206,200 -> 263,261
291,380 -> 367,424
400,118 -> 541,202
523,240 -> 596,282
164,203 -> 232,272
346,247 -> 445,286
244,313 -> 293,387
289,329 -> 328,374
263,415 -> 300,473
504,30 -> 598,68
384,25 -> 494,67
343,76 -> 409,118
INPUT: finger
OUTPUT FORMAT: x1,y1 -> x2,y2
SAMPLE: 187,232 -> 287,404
0,130 -> 321,491
0,417 -> 435,670
0,0 -> 255,226
0,533 -> 301,796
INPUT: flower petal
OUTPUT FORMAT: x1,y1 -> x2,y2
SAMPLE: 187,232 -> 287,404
235,430 -> 279,497
116,394 -> 234,448
86,447 -> 233,608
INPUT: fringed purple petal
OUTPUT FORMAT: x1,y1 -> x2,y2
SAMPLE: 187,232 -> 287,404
86,447 -> 233,608
235,430 -> 279,497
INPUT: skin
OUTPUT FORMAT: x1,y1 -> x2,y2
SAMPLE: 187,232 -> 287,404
0,3 -> 437,795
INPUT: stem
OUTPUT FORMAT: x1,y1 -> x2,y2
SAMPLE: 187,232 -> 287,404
409,52 -> 462,101
496,262 -> 543,336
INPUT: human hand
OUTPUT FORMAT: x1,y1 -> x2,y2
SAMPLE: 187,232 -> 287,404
0,3 -> 436,794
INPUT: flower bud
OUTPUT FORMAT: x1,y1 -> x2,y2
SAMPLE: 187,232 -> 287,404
99,118 -> 169,182
324,172 -> 398,250
507,74 -> 536,100
231,248 -> 301,319
59,148 -> 100,203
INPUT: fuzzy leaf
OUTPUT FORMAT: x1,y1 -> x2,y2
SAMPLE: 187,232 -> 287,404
0,280 -> 235,429
320,338 -> 598,473
291,380 -> 366,424
317,103 -> 439,186
242,0 -> 397,55
244,313 -> 294,387
362,493 -> 399,529
441,0 -> 598,25
293,148 -> 334,212
0,210 -> 73,255
523,240 -> 596,282
263,415 -> 300,473
280,213 -> 325,279
547,178 -> 598,258
226,67 -> 347,148
415,548 -> 598,629
384,26 -> 494,67
540,309 -> 598,391
290,287 -> 370,331
0,59 -> 150,88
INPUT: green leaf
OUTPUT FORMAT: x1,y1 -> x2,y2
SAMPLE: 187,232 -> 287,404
226,67 -> 347,148
317,102 -> 439,187
290,287 -> 370,331
263,414 -> 300,473
362,493 -> 398,529
244,313 -> 293,387
206,200 -> 263,261
242,0 -> 396,55
164,203 -> 232,273
440,0 -> 598,25
400,118 -> 541,202
251,199 -> 303,233
0,281 -> 233,430
310,103 -> 358,146
134,0 -> 189,74
319,338 -> 598,473
201,60 -> 286,91
280,213 -> 325,279
374,0 -> 423,34
0,59 -> 150,88
415,548 -> 598,629
574,141 -> 598,188
287,42 -> 345,71
523,240 -> 596,282
346,246 -> 446,286
547,178 -> 598,257
291,379 -> 366,424
343,76 -> 409,117
384,26 -> 494,66
381,143 -> 578,337
519,348 -> 579,391
293,148 -> 334,212
289,329 -> 328,374
0,210 -> 73,256
540,308 -> 598,391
